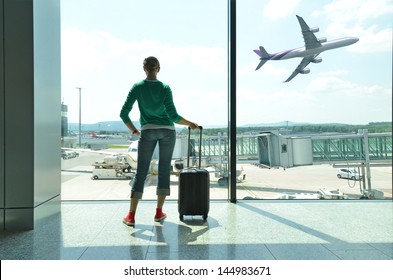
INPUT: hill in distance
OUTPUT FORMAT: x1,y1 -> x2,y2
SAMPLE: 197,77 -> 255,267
68,121 -> 138,132
68,120 -> 361,132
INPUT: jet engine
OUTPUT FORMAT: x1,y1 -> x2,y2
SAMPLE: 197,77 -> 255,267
312,57 -> 322,63
310,27 -> 319,33
318,37 -> 327,43
300,68 -> 310,74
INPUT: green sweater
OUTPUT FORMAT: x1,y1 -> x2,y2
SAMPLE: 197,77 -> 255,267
120,80 -> 183,127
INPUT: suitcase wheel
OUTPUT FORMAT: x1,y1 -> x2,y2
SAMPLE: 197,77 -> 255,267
179,214 -> 184,221
203,214 -> 208,220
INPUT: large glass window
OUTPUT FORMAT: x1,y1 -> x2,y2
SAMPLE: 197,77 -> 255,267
60,0 -> 391,202
60,0 -> 228,200
236,0 -> 392,200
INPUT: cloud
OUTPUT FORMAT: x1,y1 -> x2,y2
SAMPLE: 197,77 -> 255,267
238,62 -> 287,78
61,28 -> 227,123
318,70 -> 349,77
261,64 -> 289,77
306,75 -> 391,98
175,88 -> 228,125
236,74 -> 391,125
312,0 -> 393,53
263,0 -> 301,20
350,26 -> 392,53
161,45 -> 226,75
62,28 -> 227,77
236,86 -> 319,125
322,0 -> 393,21
305,76 -> 391,123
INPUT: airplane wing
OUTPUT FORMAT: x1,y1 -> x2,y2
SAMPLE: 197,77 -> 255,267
296,15 -> 321,50
284,54 -> 318,83
61,147 -> 117,155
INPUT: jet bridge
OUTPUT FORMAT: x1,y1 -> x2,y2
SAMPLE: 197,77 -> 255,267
256,129 -> 392,198
175,129 -> 391,198
257,129 -> 392,168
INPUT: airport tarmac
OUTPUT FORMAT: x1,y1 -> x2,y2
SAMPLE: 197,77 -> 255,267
61,148 -> 392,201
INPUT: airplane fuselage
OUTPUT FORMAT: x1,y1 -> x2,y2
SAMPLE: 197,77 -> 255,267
269,37 -> 359,61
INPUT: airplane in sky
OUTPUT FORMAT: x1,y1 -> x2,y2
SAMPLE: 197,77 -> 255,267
254,15 -> 359,82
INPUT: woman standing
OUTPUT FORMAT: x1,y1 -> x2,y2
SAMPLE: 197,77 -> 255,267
120,56 -> 199,226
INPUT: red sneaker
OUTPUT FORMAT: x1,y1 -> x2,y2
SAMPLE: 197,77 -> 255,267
123,211 -> 135,226
154,208 -> 167,222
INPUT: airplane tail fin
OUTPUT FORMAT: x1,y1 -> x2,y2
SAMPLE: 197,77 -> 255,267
254,46 -> 270,70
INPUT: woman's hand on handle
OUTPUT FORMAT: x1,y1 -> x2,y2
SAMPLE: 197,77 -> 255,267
179,118 -> 199,130
188,122 -> 199,130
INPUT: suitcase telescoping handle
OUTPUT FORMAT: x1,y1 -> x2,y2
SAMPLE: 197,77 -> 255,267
187,126 -> 203,168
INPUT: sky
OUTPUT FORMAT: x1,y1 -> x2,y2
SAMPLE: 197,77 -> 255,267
61,0 -> 392,127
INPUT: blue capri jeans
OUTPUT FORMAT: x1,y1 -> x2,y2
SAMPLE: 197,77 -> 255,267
131,128 -> 176,199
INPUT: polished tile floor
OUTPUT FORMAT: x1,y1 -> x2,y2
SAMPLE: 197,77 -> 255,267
0,200 -> 392,260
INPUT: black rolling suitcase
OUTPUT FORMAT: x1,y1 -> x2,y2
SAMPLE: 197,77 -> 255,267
178,126 -> 210,221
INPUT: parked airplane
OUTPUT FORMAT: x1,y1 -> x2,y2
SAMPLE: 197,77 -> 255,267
62,139 -> 164,179
62,141 -> 138,169
126,140 -> 138,169
89,132 -> 114,139
254,15 -> 359,82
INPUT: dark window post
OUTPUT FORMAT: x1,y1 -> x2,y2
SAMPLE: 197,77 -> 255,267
228,0 -> 236,203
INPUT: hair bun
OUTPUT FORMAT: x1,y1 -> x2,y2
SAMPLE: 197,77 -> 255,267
143,56 -> 160,71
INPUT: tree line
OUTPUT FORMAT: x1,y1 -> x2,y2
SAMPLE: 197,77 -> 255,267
200,122 -> 392,136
